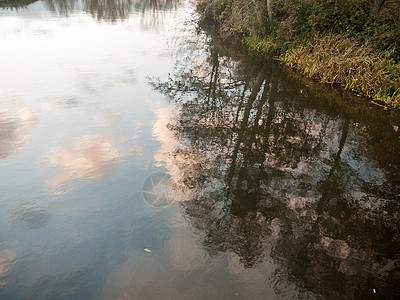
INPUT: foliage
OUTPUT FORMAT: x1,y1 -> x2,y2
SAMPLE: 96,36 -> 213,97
197,0 -> 266,36
197,0 -> 400,106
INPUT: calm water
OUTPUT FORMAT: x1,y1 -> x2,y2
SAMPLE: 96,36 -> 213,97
0,1 -> 400,299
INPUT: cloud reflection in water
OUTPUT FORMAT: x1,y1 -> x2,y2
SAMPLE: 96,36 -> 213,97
0,108 -> 37,161
0,250 -> 16,287
45,135 -> 121,194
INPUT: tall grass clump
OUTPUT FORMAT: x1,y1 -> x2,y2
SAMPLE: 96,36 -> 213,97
244,34 -> 291,55
281,35 -> 400,106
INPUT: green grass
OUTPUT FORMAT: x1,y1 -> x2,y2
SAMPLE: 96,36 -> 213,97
280,35 -> 400,107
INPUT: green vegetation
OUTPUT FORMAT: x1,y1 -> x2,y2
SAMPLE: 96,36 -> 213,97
197,0 -> 400,107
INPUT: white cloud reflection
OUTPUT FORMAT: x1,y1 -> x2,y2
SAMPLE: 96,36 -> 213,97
152,106 -> 199,201
45,135 -> 121,194
0,249 -> 16,286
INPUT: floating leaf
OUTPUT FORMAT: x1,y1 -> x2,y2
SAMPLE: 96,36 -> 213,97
144,248 -> 152,253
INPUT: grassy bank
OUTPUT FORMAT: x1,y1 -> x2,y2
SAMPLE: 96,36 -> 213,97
246,34 -> 400,106
197,0 -> 400,107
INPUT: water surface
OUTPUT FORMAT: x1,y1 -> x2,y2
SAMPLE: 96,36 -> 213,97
0,1 -> 399,299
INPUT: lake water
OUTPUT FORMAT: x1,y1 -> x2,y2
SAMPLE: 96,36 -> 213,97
0,1 -> 399,299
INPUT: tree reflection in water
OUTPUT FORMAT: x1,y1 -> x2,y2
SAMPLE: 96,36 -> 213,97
150,26 -> 400,298
42,0 -> 179,22
0,0 -> 37,9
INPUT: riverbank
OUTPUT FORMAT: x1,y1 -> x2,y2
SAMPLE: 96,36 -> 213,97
197,0 -> 400,107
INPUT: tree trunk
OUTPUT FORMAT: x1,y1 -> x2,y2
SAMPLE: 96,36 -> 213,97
267,0 -> 273,19
372,0 -> 385,14
253,0 -> 264,28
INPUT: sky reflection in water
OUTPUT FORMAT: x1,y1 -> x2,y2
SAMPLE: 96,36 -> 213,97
0,0 -> 400,299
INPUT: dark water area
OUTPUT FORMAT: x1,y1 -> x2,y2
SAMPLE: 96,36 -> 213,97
0,0 -> 400,299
